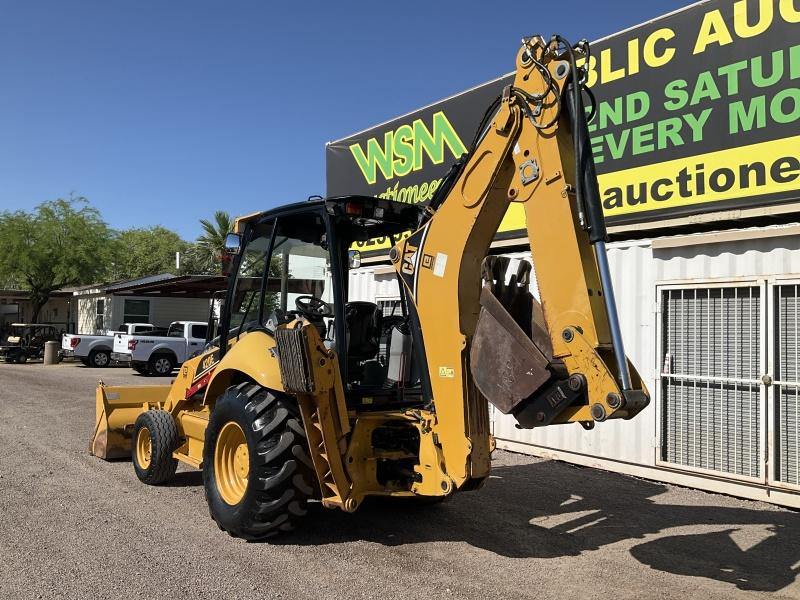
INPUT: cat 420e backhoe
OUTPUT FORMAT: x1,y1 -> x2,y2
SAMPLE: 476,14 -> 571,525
91,34 -> 649,540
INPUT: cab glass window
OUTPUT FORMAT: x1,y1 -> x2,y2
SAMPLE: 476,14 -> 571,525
264,213 -> 332,321
167,323 -> 184,337
229,220 -> 274,333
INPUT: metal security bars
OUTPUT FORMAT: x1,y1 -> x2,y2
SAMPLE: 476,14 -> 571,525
659,285 -> 763,479
376,299 -> 402,318
774,284 -> 800,486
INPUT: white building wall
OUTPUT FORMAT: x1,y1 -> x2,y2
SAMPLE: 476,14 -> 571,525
76,294 -> 211,333
34,296 -> 71,329
77,294 -> 107,334
13,296 -> 73,331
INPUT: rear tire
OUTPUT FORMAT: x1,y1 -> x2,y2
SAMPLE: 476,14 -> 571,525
148,354 -> 175,377
132,410 -> 179,485
88,349 -> 110,368
203,383 -> 314,540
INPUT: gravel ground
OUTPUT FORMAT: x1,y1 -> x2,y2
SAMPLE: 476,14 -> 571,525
1,361 -> 799,599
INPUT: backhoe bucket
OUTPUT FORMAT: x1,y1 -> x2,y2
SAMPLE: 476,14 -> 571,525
470,257 -> 583,427
470,287 -> 554,414
91,383 -> 171,460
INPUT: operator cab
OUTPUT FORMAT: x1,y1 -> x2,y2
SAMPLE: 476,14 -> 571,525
224,195 -> 425,409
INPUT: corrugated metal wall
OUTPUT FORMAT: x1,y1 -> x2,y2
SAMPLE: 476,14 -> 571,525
349,267 -> 401,302
349,243 -> 657,465
348,225 -> 800,507
491,241 -> 658,465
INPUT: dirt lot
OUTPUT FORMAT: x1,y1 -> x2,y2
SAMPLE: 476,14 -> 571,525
0,362 -> 798,599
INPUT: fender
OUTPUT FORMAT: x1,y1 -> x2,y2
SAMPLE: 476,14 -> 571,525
203,330 -> 285,407
150,341 -> 181,361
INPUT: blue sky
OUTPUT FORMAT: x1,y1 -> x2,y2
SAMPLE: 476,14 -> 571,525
0,0 -> 689,240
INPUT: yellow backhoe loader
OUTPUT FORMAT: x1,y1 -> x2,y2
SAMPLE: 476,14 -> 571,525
92,34 -> 649,540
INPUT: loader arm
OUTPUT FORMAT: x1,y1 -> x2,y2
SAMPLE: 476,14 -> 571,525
391,36 -> 649,487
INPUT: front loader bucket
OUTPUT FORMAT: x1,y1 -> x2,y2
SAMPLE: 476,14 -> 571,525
91,382 -> 171,460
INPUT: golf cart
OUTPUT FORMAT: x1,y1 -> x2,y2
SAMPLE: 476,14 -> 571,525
0,323 -> 62,363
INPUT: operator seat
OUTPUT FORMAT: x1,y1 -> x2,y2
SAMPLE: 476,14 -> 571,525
345,301 -> 385,386
345,301 -> 382,359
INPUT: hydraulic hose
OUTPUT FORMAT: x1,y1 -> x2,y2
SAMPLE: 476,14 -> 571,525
558,37 -> 631,390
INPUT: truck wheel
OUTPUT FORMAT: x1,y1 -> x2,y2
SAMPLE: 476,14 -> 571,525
132,410 -> 179,485
16,353 -> 27,364
203,383 -> 314,540
88,349 -> 110,368
148,354 -> 174,376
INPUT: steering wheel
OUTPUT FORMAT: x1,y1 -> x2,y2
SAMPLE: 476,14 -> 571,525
295,295 -> 334,319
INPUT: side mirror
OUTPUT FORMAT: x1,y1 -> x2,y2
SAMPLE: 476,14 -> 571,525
348,250 -> 361,269
224,233 -> 242,255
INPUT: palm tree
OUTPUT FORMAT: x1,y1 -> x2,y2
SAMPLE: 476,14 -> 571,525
196,211 -> 233,274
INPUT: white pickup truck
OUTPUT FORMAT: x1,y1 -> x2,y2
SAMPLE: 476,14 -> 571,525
112,320 -> 208,376
61,323 -> 162,367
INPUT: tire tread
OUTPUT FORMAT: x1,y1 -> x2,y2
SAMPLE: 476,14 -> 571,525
133,410 -> 179,485
204,383 -> 314,540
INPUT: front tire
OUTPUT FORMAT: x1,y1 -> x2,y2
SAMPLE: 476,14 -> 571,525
132,410 -> 179,485
203,383 -> 314,540
88,349 -> 110,368
148,354 -> 175,377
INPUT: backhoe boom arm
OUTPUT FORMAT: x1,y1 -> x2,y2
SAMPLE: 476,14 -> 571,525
391,35 -> 649,488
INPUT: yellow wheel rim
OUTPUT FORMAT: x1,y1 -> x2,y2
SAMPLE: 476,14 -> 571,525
214,421 -> 250,505
136,426 -> 152,469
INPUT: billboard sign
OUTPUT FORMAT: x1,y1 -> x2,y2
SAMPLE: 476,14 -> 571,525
327,0 -> 800,251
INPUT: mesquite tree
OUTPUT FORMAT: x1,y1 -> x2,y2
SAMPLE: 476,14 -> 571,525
0,197 -> 113,322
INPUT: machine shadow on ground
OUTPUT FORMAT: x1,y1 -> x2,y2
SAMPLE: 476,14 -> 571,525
266,459 -> 800,593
